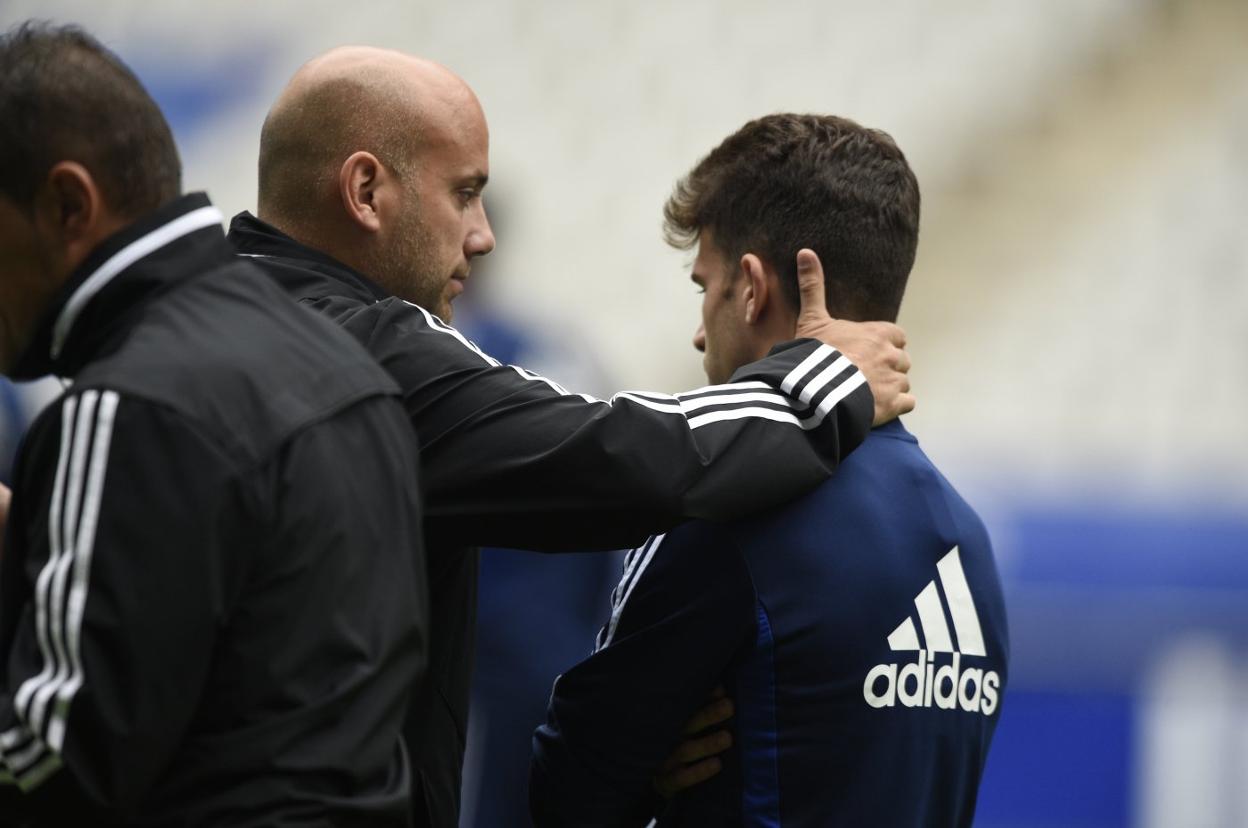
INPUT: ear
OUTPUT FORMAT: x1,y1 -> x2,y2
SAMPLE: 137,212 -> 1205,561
38,162 -> 102,242
35,162 -> 115,268
739,253 -> 772,326
338,151 -> 390,233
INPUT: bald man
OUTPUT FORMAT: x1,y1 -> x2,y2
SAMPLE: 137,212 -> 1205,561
252,49 -> 490,322
228,47 -> 914,828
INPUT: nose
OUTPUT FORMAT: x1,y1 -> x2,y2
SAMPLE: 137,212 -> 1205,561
466,202 -> 495,258
692,323 -> 706,353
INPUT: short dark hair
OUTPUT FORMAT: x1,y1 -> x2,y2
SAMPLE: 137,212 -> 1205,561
0,21 -> 181,216
664,113 -> 920,322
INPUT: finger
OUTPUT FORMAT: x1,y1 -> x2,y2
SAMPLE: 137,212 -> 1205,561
709,685 -> 727,699
795,249 -> 828,320
879,391 -> 915,423
873,376 -> 914,424
682,697 -> 734,734
671,729 -> 732,764
893,348 -> 912,375
877,321 -> 907,348
655,757 -> 723,798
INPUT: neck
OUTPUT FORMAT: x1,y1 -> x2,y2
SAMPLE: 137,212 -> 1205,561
264,212 -> 360,272
755,308 -> 800,357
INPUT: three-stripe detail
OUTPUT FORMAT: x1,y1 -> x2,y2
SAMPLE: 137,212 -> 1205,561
0,390 -> 120,791
886,547 -> 986,657
609,343 -> 863,432
405,305 -> 864,435
596,534 -> 667,652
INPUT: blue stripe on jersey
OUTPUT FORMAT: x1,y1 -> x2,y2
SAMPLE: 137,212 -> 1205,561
739,601 -> 781,826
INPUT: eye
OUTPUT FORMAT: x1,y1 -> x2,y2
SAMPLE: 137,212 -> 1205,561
454,187 -> 481,208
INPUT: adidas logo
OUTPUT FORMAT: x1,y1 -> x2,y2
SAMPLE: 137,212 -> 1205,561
863,547 -> 1001,717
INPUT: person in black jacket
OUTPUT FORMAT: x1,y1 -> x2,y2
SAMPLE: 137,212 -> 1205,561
0,24 -> 429,826
231,45 -> 916,827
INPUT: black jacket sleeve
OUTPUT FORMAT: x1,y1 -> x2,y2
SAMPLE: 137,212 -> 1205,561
529,523 -> 757,826
0,389 -> 240,818
323,297 -> 873,551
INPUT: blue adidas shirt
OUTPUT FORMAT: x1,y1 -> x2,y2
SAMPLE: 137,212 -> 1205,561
530,419 -> 1009,826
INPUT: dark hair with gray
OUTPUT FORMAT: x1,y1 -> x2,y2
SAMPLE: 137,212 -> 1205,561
0,21 -> 181,215
664,113 -> 919,322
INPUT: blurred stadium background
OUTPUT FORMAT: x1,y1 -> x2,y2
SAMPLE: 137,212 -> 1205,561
2,1 -> 1245,825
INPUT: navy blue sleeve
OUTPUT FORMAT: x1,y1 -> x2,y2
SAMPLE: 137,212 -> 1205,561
529,523 -> 757,827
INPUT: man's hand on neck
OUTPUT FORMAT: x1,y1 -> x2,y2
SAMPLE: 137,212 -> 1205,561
792,249 -> 915,426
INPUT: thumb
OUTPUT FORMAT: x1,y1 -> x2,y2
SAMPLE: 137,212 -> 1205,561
795,248 -> 829,323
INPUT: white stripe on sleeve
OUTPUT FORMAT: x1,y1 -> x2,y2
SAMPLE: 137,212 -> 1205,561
599,534 -> 666,650
806,370 -> 867,424
780,344 -> 835,394
13,395 -> 78,721
674,380 -> 773,399
678,390 -> 794,414
3,391 -> 120,789
797,356 -> 853,405
613,393 -> 682,415
404,301 -> 502,367
49,390 -> 119,751
687,406 -> 804,430
27,389 -> 99,736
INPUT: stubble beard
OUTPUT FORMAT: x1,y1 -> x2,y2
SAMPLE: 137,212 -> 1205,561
370,204 -> 451,319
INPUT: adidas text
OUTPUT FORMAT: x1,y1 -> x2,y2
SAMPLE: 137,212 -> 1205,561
863,651 -> 1000,716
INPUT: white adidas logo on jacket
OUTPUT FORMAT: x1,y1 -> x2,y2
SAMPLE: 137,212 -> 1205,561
863,547 -> 1001,716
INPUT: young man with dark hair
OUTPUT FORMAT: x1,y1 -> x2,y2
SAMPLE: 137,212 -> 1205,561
0,23 -> 429,825
530,114 -> 1009,827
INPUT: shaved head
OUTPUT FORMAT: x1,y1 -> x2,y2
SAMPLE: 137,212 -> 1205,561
258,46 -> 475,224
256,46 -> 494,319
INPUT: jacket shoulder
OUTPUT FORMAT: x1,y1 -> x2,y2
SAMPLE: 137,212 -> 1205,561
75,261 -> 400,465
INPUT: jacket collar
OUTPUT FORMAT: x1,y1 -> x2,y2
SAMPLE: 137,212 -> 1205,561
12,193 -> 229,380
226,211 -> 392,305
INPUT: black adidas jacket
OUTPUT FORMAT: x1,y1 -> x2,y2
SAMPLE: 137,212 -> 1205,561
0,195 -> 429,827
227,212 -> 874,828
